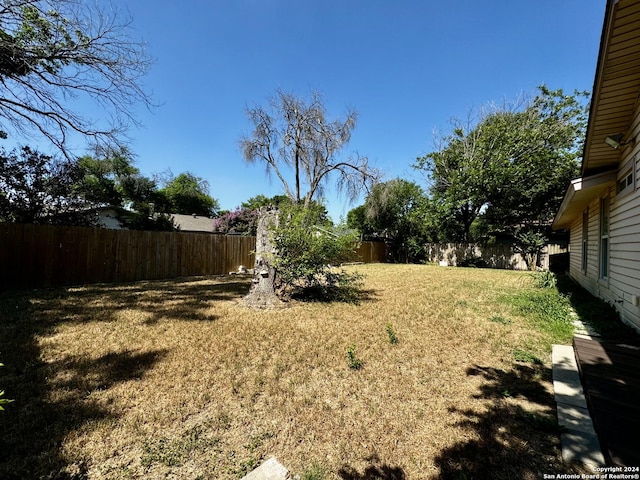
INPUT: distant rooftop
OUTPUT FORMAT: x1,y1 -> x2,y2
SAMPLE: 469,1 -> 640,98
170,213 -> 214,233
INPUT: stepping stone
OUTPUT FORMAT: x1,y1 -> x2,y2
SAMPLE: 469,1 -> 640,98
241,457 -> 291,480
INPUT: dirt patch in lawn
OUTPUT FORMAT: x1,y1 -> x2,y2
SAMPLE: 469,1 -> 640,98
0,265 -> 580,479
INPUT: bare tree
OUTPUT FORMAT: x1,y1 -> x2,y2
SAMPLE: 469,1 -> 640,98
240,89 -> 380,208
0,0 -> 153,155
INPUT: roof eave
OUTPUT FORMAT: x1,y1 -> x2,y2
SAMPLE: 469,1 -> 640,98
552,170 -> 617,230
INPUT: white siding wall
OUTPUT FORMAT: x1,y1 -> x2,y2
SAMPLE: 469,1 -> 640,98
569,138 -> 640,331
608,146 -> 640,330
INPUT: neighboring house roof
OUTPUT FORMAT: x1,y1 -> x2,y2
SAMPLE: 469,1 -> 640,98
553,0 -> 640,229
93,206 -> 132,230
170,213 -> 214,233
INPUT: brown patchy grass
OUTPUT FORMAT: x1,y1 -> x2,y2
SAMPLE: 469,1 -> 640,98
0,264 -> 579,479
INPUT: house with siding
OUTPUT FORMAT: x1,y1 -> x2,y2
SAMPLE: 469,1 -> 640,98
553,0 -> 640,332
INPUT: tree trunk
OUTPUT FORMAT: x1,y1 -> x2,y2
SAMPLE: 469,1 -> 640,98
242,206 -> 284,308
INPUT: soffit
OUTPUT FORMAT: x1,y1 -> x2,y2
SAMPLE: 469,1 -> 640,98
583,0 -> 640,176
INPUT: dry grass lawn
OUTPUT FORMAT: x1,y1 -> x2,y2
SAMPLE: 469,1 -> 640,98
0,264 -> 580,479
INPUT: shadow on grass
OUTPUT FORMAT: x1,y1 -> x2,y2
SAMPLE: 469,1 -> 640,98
42,276 -> 251,326
291,287 -> 379,305
433,363 -> 575,480
338,454 -> 405,480
0,276 -> 248,478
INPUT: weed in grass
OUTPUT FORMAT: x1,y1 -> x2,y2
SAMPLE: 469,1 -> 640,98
455,299 -> 468,307
141,426 -> 219,468
489,315 -> 511,325
231,456 -> 262,478
386,323 -> 399,344
216,411 -> 233,430
245,431 -> 274,454
346,344 -> 363,370
227,433 -> 274,479
141,438 -> 182,468
301,463 -> 328,480
512,349 -> 543,365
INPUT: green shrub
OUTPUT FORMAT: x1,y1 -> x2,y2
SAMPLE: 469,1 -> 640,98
533,271 -> 557,289
272,204 -> 363,302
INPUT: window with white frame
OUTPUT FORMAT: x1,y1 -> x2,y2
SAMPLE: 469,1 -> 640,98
617,156 -> 636,197
600,196 -> 610,279
617,168 -> 633,194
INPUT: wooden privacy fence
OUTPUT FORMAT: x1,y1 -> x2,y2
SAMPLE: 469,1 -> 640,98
425,243 -> 569,271
0,223 -> 386,290
353,240 -> 386,264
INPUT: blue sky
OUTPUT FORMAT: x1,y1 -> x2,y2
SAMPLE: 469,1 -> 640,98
31,1 -> 610,221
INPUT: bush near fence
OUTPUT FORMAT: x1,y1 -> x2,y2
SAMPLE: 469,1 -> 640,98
425,243 -> 568,271
0,223 -> 386,290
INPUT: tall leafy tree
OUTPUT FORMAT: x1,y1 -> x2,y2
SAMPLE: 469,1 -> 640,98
159,172 -> 219,217
415,86 -> 588,244
349,179 -> 431,262
0,146 -> 87,224
76,146 -> 140,208
76,146 -> 175,231
240,89 -> 380,208
481,87 -> 587,231
0,0 -> 152,155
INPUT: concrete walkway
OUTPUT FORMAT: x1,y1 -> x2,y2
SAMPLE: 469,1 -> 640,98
552,310 -> 605,468
552,344 -> 605,468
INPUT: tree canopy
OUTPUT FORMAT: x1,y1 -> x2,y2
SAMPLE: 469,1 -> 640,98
159,172 -> 219,217
240,89 -> 380,209
0,145 -> 85,224
414,86 -> 588,244
0,0 -> 152,154
75,146 -> 176,230
347,179 -> 433,262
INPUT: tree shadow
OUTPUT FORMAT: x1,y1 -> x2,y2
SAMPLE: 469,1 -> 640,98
433,363 -> 578,479
39,276 -> 251,327
291,287 -> 380,305
338,454 -> 406,480
0,278 -> 248,477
